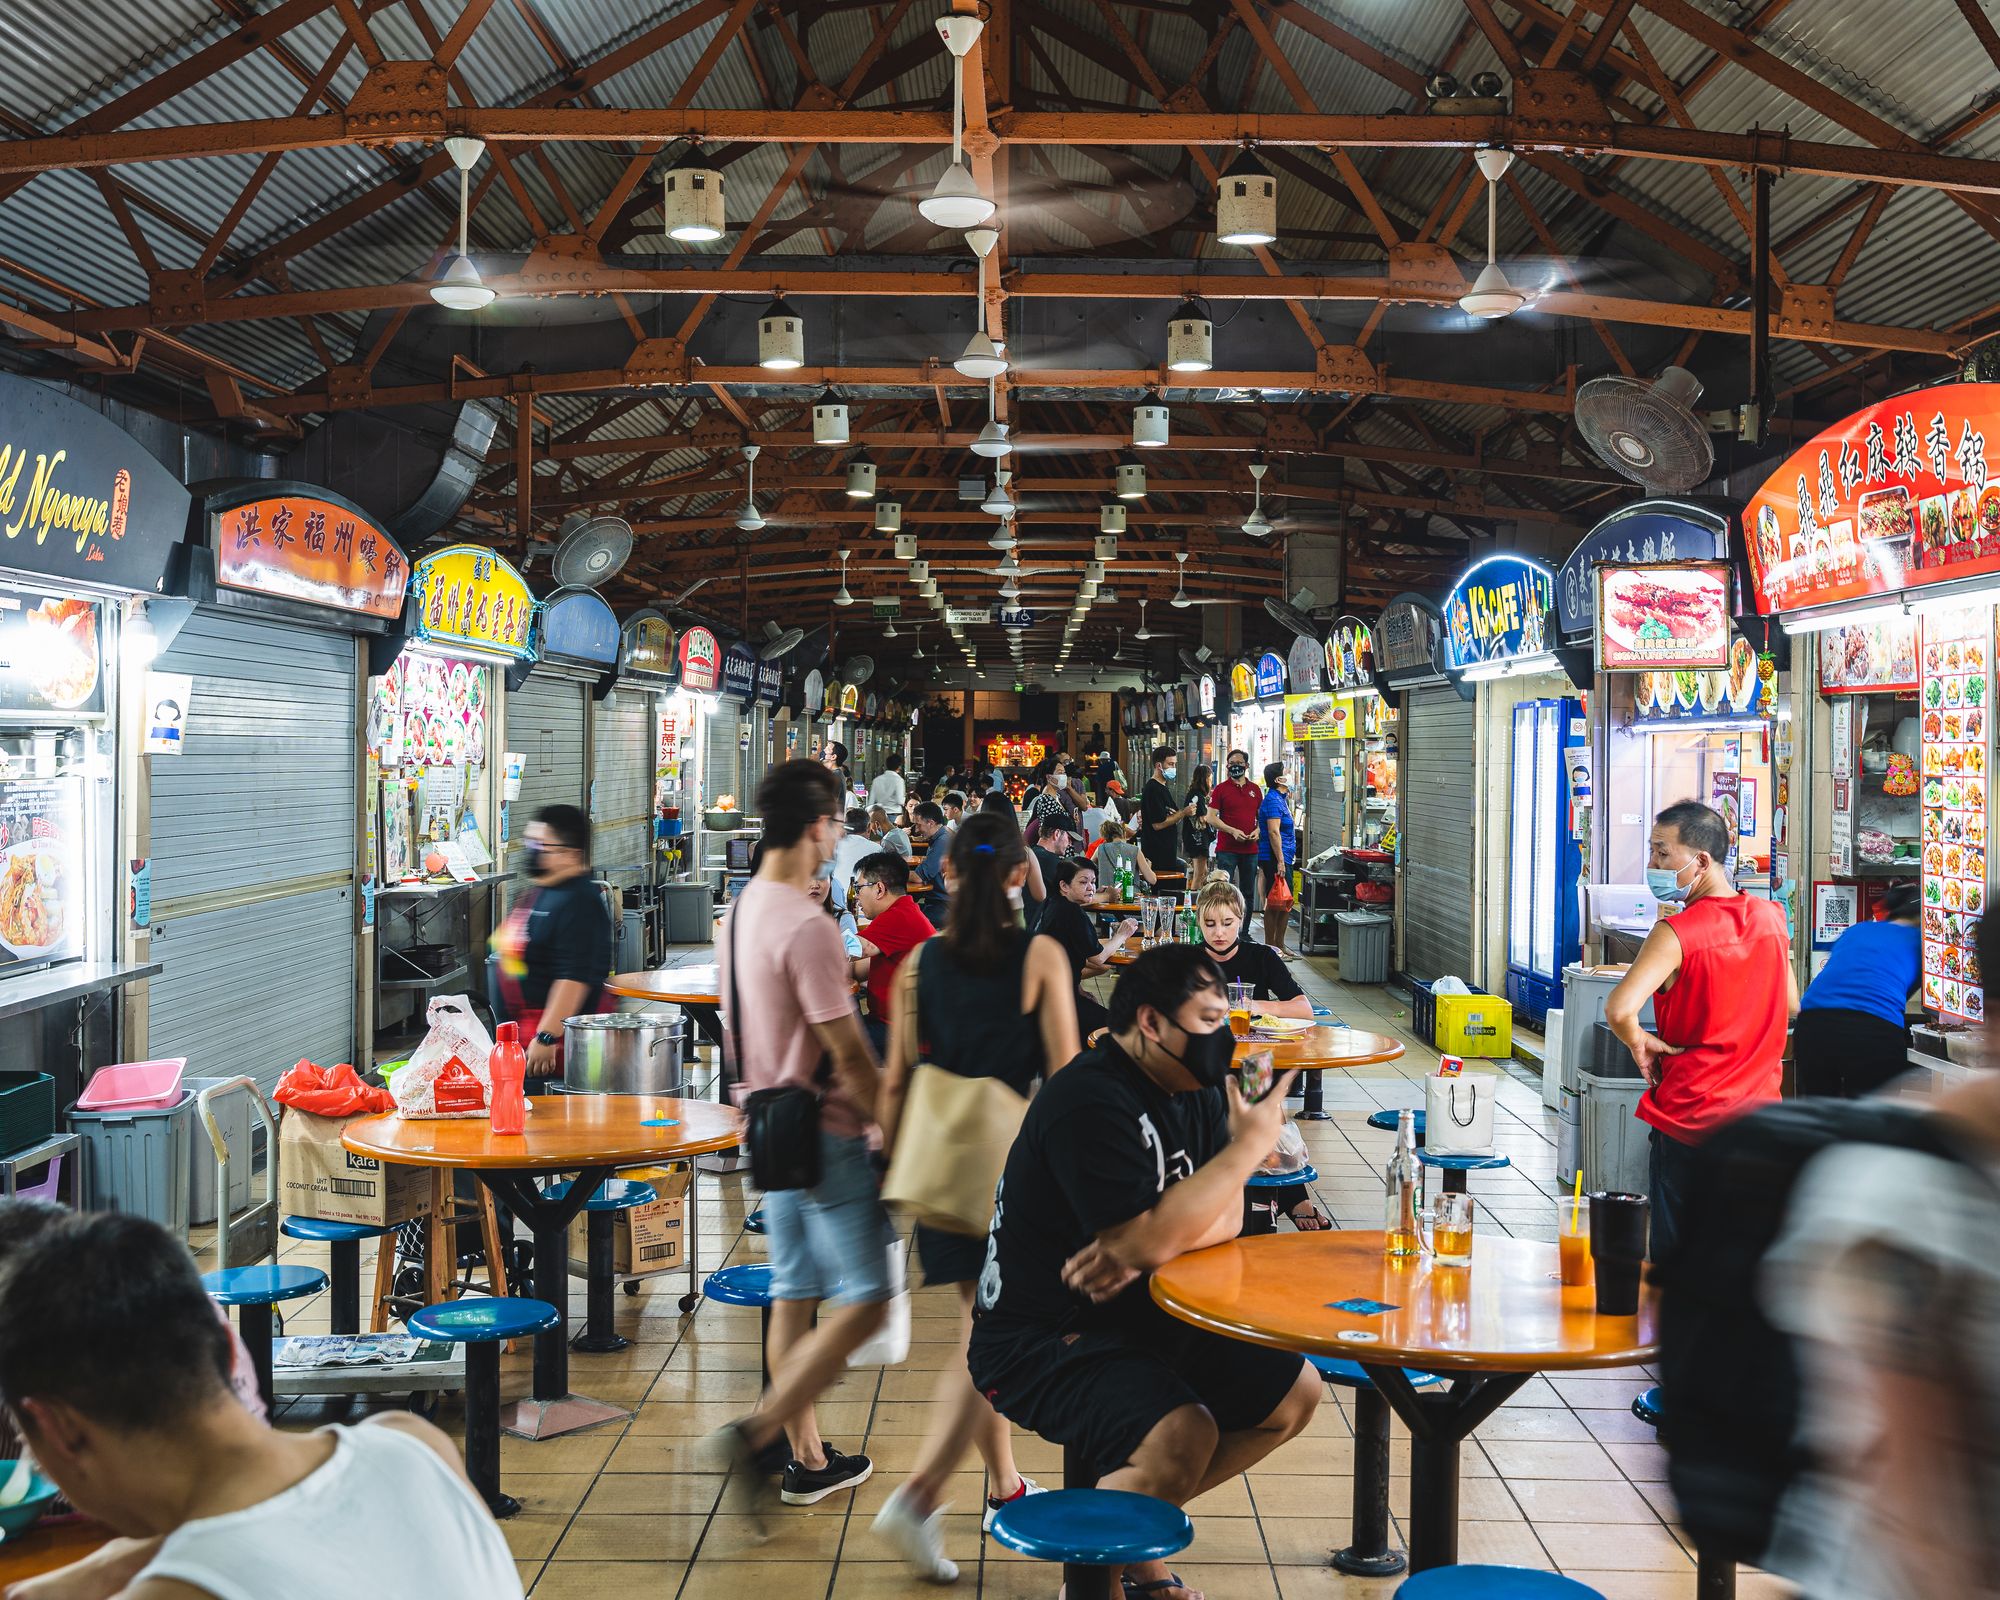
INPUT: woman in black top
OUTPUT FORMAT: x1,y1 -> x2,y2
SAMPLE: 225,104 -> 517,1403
1039,856 -> 1138,1041
874,813 -> 1081,1579
1193,878 -> 1326,1233
1181,762 -> 1217,892
1022,757 -> 1070,841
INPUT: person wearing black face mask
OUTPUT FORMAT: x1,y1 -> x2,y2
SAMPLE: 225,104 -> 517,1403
489,804 -> 613,1081
969,946 -> 1319,1600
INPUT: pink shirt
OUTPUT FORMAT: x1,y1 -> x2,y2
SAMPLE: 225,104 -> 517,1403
720,878 -> 869,1138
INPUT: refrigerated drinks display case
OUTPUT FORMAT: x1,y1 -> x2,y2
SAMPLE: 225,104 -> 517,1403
1505,696 -> 1585,1023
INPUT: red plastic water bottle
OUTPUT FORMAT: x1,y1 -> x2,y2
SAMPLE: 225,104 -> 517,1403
488,1022 -> 527,1136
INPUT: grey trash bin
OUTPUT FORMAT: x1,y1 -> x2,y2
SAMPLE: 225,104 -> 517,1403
68,1090 -> 195,1241
659,883 -> 713,945
1335,911 -> 1393,985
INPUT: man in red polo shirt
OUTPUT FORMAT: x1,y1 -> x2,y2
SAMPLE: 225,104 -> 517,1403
1209,748 -> 1263,907
851,851 -> 936,1056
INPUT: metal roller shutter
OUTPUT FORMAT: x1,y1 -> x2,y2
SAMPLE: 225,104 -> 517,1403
506,673 -> 586,895
147,611 -> 357,1091
1400,684 -> 1476,983
1304,738 -> 1342,860
704,705 -> 743,807
591,687 -> 653,889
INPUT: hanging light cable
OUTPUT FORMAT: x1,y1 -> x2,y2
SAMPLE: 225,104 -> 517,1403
431,138 -> 495,310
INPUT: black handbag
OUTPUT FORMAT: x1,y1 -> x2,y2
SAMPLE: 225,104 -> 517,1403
726,900 -> 823,1191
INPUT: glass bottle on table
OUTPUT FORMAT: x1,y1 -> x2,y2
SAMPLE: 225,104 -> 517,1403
1383,1108 -> 1422,1257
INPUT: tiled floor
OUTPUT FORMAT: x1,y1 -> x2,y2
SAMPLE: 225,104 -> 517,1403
262,957 -> 1795,1600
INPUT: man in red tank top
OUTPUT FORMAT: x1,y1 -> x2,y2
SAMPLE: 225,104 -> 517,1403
1604,801 -> 1798,1259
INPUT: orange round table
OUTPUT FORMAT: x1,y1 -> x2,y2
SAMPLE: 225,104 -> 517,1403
1152,1230 -> 1658,1571
0,1520 -> 112,1586
343,1096 -> 741,1439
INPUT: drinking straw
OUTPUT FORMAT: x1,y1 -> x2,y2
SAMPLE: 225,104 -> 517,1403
1571,1168 -> 1584,1232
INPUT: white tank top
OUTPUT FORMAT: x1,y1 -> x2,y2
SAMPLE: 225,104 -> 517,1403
140,1422 -> 523,1600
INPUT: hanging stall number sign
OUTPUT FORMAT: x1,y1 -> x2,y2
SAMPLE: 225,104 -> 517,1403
1747,381 -> 2000,614
1596,564 -> 1732,671
677,625 -> 721,693
410,544 -> 535,659
1919,605 -> 1989,1024
212,491 -> 407,619
1197,675 -> 1217,720
1441,554 -> 1555,671
1323,617 -> 1377,693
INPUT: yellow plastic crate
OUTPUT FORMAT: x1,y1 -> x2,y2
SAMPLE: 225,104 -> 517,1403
1434,992 -> 1513,1058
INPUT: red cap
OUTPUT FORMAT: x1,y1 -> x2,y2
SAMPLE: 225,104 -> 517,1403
495,1022 -> 519,1044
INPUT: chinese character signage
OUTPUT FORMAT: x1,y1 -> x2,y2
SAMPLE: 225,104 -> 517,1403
410,544 -> 535,660
720,643 -> 757,700
754,657 -> 783,704
677,625 -> 721,693
1920,604 -> 1989,1023
1253,652 -> 1287,700
1229,661 -> 1257,704
0,375 -> 189,595
0,588 -> 102,715
863,690 -> 880,720
1196,675 -> 1217,722
1284,692 -> 1356,741
0,776 -> 84,972
1595,564 -> 1732,672
619,609 -> 676,683
1555,501 -> 1728,642
1442,554 -> 1555,671
1746,382 -> 2000,613
1818,616 -> 1920,694
538,588 -> 618,667
1323,617 -> 1377,693
1374,596 -> 1448,688
1286,635 -> 1324,694
207,487 -> 407,620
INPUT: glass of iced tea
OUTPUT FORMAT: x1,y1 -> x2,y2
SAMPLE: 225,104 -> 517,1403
1433,1193 -> 1474,1266
1227,980 -> 1253,1038
1557,1198 -> 1593,1287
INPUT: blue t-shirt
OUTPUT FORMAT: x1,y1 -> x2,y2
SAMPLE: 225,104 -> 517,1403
1799,919 -> 1920,1027
1256,790 -> 1296,864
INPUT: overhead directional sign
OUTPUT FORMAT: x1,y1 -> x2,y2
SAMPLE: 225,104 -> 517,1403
998,607 -> 1034,629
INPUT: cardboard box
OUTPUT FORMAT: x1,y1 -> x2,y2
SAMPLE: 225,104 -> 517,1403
280,1109 -> 432,1227
567,1167 -> 690,1277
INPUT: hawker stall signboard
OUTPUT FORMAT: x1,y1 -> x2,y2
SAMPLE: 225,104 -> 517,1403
0,374 -> 191,595
1919,604 -> 1990,1024
720,643 -> 757,700
1746,381 -> 2000,614
1555,500 -> 1728,643
677,625 -> 721,693
537,588 -> 618,667
1442,555 -> 1555,671
1595,564 -> 1732,672
1373,594 -> 1448,688
754,658 -> 783,705
1284,693 -> 1355,741
1229,660 -> 1257,705
1196,675 -> 1217,722
1323,616 -> 1378,693
619,609 -> 676,686
1286,636 -> 1325,694
410,544 -> 535,660
1254,652 -> 1287,700
1818,616 -> 1920,694
206,484 -> 408,620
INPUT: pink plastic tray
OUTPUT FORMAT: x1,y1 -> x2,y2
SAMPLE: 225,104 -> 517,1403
76,1059 -> 187,1111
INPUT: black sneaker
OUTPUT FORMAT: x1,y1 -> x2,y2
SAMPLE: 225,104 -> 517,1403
780,1443 -> 874,1505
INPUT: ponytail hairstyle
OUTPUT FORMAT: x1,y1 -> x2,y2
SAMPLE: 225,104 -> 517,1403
943,810 -> 1026,974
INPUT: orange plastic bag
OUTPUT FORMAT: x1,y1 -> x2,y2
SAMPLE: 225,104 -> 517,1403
273,1059 -> 394,1117
1265,873 -> 1295,910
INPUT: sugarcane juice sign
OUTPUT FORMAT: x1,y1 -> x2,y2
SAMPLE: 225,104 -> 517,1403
411,544 -> 535,658
1746,381 -> 2000,613
1442,554 -> 1555,671
0,374 -> 189,594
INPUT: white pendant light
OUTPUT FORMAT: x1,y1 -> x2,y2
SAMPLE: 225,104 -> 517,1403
999,578 -> 1021,601
955,229 -> 1008,377
884,618 -> 900,637
833,549 -> 854,606
1458,149 -> 1526,320
812,387 -> 849,444
1115,460 -> 1147,499
874,500 -> 902,533
758,295 -> 804,368
735,443 -> 765,531
1099,503 -> 1127,535
971,374 -> 1012,457
1133,396 -> 1169,448
921,15 -> 996,230
987,514 -> 1017,550
982,470 -> 1014,518
1171,551 -> 1192,607
1134,598 -> 1154,640
1094,533 -> 1118,561
1166,297 -> 1213,373
1242,460 -> 1272,538
845,453 -> 877,499
896,535 -> 921,561
1215,148 -> 1278,246
431,138 -> 495,310
913,627 -> 926,659
662,145 -> 726,243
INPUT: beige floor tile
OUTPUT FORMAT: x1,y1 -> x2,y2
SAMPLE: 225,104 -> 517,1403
664,1561 -> 801,1599
1165,1570 -> 1282,1600
1244,1475 -> 1355,1518
1276,1566 -> 1427,1600
1582,1408 -> 1665,1446
502,1473 -> 594,1515
1503,1478 -> 1663,1525
1601,1442 -> 1671,1482
1473,1407 -> 1594,1443
500,1434 -> 620,1475
829,1563 -> 981,1600
531,1561 -> 689,1597
1548,1377 -> 1654,1408
515,1559 -> 544,1593
702,1510 -> 852,1560
604,1434 -> 714,1473
552,1512 -> 707,1562
1561,1574 -> 1726,1600
1187,1477 -> 1254,1516
1478,1440 -> 1619,1480
580,1472 -> 725,1514
1437,1519 -> 1554,1568
500,1509 -> 572,1562
852,1470 -> 987,1513
1176,1515 -> 1272,1565
1535,1522 -> 1695,1572
841,1513 -> 983,1560
1633,1481 -> 1683,1525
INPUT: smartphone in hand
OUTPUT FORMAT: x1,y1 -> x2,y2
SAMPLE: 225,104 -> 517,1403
1236,1049 -> 1278,1104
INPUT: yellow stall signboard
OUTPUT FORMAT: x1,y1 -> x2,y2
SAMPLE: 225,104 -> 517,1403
1283,692 -> 1356,742
410,544 -> 536,660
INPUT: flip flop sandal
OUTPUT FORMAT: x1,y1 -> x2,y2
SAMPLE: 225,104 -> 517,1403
1123,1573 -> 1192,1600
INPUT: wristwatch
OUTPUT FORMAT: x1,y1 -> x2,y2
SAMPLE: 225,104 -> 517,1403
534,1030 -> 561,1047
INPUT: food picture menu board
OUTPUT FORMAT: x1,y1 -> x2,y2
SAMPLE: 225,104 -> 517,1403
1595,564 -> 1732,671
1919,606 -> 1990,1022
0,589 -> 102,715
0,777 -> 83,971
1818,616 -> 1920,694
370,654 -> 488,774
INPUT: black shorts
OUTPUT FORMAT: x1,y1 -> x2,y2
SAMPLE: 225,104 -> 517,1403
970,1320 -> 1307,1482
915,1222 -> 987,1288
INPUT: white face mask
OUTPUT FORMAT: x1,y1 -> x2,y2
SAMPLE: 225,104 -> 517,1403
1006,885 -> 1024,906
1053,773 -> 1069,790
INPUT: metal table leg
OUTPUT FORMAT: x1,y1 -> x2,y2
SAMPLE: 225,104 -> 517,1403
327,1236 -> 361,1336
1298,1068 -> 1330,1121
573,1211 -> 630,1353
1331,1385 -> 1404,1575
239,1303 -> 276,1415
1368,1367 -> 1529,1572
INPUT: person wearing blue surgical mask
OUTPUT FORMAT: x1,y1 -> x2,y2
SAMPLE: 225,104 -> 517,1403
1139,744 -> 1194,883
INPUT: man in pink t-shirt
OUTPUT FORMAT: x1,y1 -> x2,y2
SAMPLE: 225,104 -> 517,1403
711,759 -> 892,1521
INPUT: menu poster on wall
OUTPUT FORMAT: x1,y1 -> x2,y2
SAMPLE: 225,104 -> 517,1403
1830,697 -> 1854,875
1283,693 -> 1355,741
1919,605 -> 1989,1023
1817,615 -> 1920,694
1711,771 -> 1742,843
371,653 -> 487,771
0,589 -> 103,716
0,777 -> 82,970
1595,564 -> 1732,671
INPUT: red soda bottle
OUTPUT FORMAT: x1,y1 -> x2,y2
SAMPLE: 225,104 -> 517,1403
488,1022 -> 527,1136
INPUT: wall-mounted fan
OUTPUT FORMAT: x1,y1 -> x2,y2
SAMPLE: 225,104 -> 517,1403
551,514 -> 633,589
1574,366 -> 1715,493
1264,587 -> 1322,639
759,620 -> 805,660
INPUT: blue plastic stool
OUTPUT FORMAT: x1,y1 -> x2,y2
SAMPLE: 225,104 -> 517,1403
1245,1164 -> 1319,1188
1417,1149 -> 1510,1197
1307,1355 -> 1444,1575
1367,1108 -> 1426,1145
407,1297 -> 560,1518
543,1177 -> 659,1353
1632,1386 -> 1662,1428
1396,1567 -> 1607,1600
700,1263 -> 793,1471
202,1264 -> 327,1413
744,1207 -> 766,1235
988,1487 -> 1192,1600
281,1216 -> 394,1337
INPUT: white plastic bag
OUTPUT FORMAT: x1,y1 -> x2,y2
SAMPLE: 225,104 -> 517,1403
1430,975 -> 1472,996
1424,1068 -> 1497,1156
846,1234 -> 911,1367
1259,1119 -> 1309,1176
390,995 -> 495,1119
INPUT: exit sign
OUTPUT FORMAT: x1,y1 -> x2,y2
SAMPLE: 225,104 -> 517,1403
871,596 -> 901,617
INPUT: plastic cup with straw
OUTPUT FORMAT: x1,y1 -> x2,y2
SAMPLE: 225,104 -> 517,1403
1559,1170 -> 1593,1288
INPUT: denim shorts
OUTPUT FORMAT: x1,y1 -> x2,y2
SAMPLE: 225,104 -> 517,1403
764,1131 -> 897,1307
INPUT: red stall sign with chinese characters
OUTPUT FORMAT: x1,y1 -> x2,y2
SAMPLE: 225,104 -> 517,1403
677,625 -> 721,693
1746,382 -> 2000,614
213,493 -> 408,620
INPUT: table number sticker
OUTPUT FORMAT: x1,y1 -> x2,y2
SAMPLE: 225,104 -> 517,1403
1336,1331 -> 1381,1344
640,1118 -> 681,1128
1326,1297 -> 1400,1316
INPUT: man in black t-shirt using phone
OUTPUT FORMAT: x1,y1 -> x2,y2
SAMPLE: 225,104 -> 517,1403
968,946 -> 1320,1600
